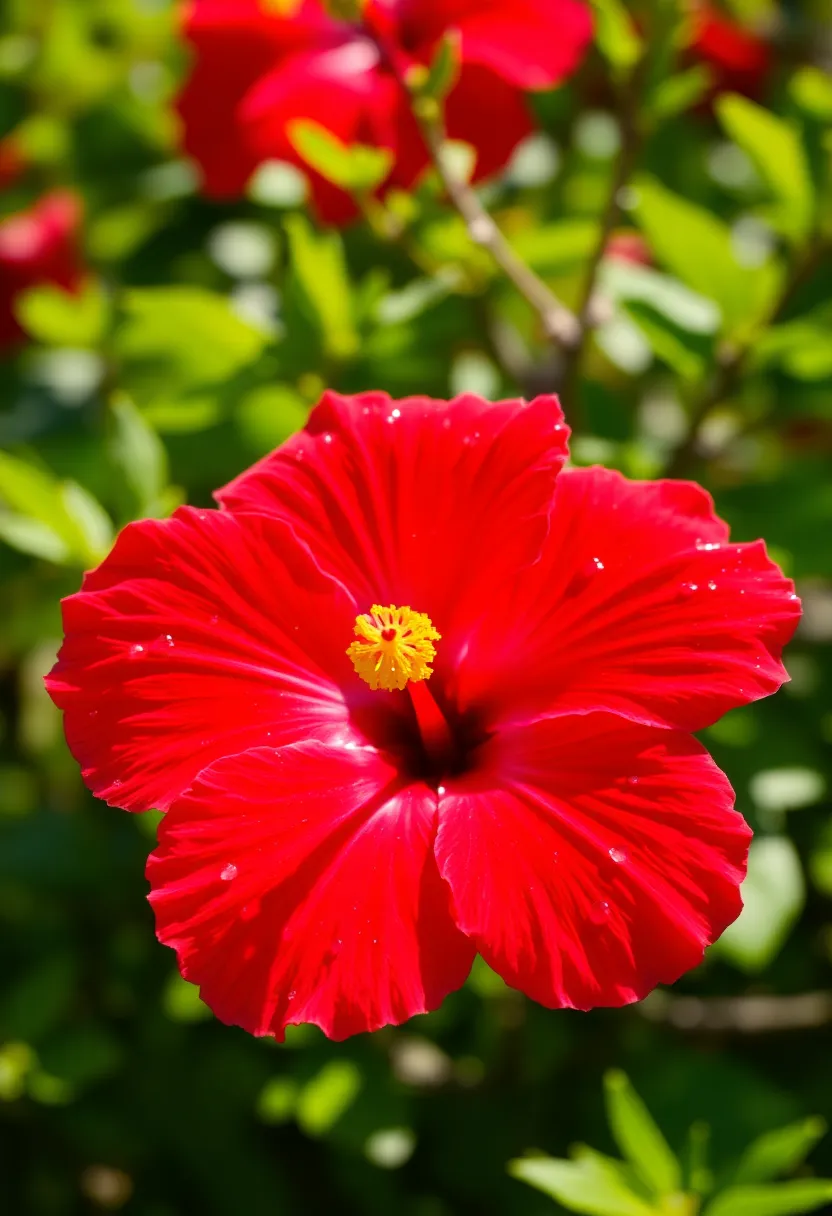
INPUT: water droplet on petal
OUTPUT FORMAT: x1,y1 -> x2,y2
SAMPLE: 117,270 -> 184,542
437,785 -> 446,796
626,775 -> 639,786
590,900 -> 611,924
680,582 -> 699,596
696,541 -> 722,551
129,643 -> 145,657
608,847 -> 628,865
707,581 -> 717,591
287,989 -> 297,1001
322,432 -> 333,444
220,863 -> 238,881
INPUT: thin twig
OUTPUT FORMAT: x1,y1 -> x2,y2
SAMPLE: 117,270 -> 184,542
559,74 -> 644,404
664,239 -> 829,479
416,115 -> 582,350
639,989 -> 832,1034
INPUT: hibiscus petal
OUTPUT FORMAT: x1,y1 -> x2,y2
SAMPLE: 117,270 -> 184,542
435,714 -> 749,1009
217,390 -> 569,642
450,467 -> 800,732
148,743 -> 474,1039
443,65 -> 533,184
239,40 -> 402,224
176,0 -> 332,198
45,507 -> 379,813
397,0 -> 593,89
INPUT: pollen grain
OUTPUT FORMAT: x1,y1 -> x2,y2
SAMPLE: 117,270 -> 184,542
347,604 -> 440,692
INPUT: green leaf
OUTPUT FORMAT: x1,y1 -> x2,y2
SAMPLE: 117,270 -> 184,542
296,1061 -> 362,1137
716,94 -> 814,242
162,973 -> 212,1024
422,29 -> 461,101
601,261 -> 720,332
284,214 -> 358,359
622,300 -> 712,380
734,1119 -> 827,1185
649,66 -> 713,119
753,304 -> 832,381
590,0 -> 643,72
629,176 -> 781,336
790,67 -> 832,122
0,515 -> 70,564
15,280 -> 110,347
109,394 -> 170,514
512,220 -> 601,276
59,482 -> 113,562
509,1152 -> 656,1215
116,287 -> 270,429
118,287 -> 269,386
715,837 -> 805,973
0,452 -> 112,566
705,1180 -> 832,1216
257,1077 -> 299,1125
604,1071 -> 682,1197
287,119 -> 393,193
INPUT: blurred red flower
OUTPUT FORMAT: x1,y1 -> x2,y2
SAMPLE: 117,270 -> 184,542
175,0 -> 593,224
605,230 -> 651,266
0,191 -> 85,351
48,391 -> 800,1040
688,3 -> 771,99
0,135 -> 25,191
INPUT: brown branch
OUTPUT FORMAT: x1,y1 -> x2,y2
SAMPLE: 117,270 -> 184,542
416,114 -> 581,351
560,74 -> 645,403
639,990 -> 832,1034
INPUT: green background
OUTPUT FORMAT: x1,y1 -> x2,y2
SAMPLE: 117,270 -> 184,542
1,1 -> 831,1213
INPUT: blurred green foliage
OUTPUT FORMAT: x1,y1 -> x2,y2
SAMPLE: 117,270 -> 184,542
1,0 -> 831,1214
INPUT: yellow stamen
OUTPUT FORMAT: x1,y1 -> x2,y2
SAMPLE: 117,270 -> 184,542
347,604 -> 440,692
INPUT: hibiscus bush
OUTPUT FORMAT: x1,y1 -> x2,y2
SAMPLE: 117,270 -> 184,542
1,0 -> 832,1213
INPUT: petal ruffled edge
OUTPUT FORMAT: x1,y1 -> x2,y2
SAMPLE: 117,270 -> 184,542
436,713 -> 750,1010
148,743 -> 475,1039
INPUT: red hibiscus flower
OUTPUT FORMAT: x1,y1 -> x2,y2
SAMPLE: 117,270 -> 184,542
688,3 -> 771,100
605,230 -> 652,267
176,0 -> 593,224
47,391 -> 799,1040
0,191 -> 85,352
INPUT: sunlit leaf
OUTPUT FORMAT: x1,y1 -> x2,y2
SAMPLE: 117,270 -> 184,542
284,214 -> 358,359
716,94 -> 814,242
716,837 -> 805,973
734,1118 -> 827,1184
509,1151 -> 655,1215
590,0 -> 643,72
629,176 -> 782,337
296,1061 -> 362,1137
15,280 -> 110,348
604,1071 -> 681,1197
288,119 -> 392,193
705,1180 -> 832,1216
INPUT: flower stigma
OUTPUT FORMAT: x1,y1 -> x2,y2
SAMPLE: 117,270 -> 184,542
347,604 -> 440,691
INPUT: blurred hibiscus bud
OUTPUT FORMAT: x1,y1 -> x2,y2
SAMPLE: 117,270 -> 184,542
605,230 -> 651,266
175,0 -> 593,225
687,2 -> 772,100
0,190 -> 85,352
0,135 -> 25,190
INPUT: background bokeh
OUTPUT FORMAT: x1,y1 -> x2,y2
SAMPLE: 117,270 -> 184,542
1,1 -> 831,1213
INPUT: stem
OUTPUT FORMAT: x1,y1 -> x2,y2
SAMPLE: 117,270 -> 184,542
664,239 -> 829,479
560,74 -> 644,402
414,110 -> 581,350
